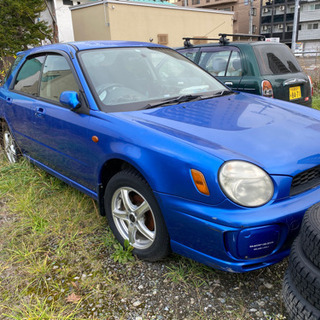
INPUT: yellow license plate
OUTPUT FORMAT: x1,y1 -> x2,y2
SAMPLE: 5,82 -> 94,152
289,86 -> 301,100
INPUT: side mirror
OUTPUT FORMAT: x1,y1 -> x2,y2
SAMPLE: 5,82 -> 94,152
60,91 -> 81,110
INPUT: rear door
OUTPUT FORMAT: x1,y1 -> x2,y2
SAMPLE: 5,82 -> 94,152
197,47 -> 244,91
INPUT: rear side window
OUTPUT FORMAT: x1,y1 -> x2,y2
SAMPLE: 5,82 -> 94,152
198,48 -> 242,77
226,51 -> 242,76
253,44 -> 302,75
40,55 -> 78,103
13,56 -> 45,96
199,50 -> 230,76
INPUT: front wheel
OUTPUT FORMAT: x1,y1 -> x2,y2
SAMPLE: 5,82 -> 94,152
2,122 -> 19,163
104,170 -> 170,261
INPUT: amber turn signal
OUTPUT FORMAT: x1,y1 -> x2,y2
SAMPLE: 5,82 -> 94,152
92,136 -> 99,143
191,169 -> 210,196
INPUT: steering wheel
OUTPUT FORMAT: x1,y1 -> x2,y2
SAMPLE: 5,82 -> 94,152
97,83 -> 147,104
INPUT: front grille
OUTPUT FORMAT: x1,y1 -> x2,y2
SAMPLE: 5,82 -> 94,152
290,165 -> 320,196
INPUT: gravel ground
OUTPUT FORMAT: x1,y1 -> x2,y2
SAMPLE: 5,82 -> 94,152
73,250 -> 289,319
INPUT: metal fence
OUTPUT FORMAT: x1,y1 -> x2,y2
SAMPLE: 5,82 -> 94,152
295,53 -> 320,87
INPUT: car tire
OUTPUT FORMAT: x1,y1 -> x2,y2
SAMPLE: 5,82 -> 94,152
1,122 -> 20,163
288,237 -> 320,310
283,269 -> 320,320
300,203 -> 320,269
104,169 -> 170,261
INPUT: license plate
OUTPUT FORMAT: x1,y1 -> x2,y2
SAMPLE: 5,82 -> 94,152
289,86 -> 301,100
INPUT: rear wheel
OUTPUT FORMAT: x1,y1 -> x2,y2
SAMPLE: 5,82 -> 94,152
104,169 -> 170,261
2,122 -> 19,163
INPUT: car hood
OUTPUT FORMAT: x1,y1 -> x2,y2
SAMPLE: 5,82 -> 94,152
122,93 -> 320,176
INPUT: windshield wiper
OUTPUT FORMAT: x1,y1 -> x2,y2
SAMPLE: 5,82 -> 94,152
211,90 -> 234,97
144,94 -> 202,110
143,90 -> 234,110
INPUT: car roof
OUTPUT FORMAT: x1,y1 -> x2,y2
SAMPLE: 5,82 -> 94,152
17,40 -> 166,56
177,41 -> 287,50
70,40 -> 166,51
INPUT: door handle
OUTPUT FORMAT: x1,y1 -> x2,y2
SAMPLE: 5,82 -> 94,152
224,81 -> 233,86
35,107 -> 45,117
6,97 -> 13,105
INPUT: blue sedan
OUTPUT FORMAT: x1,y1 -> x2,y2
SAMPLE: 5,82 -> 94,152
1,41 -> 320,272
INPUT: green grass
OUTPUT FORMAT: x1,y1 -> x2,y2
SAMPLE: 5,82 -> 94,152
313,94 -> 320,110
0,157 -> 125,319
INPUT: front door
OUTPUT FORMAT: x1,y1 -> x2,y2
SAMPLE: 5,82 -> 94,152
198,47 -> 244,91
6,52 -> 97,191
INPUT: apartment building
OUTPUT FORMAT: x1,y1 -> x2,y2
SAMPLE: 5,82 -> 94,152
260,0 -> 296,45
260,0 -> 320,52
298,0 -> 320,52
175,0 -> 260,35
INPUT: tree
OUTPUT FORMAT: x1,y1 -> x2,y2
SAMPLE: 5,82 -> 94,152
0,0 -> 52,56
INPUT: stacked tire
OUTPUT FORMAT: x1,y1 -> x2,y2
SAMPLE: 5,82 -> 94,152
283,203 -> 320,320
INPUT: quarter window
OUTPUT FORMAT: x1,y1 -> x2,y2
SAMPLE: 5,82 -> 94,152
253,44 -> 301,75
40,55 -> 78,103
13,56 -> 45,96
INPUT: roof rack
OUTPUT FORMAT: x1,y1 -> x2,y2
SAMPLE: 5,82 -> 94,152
183,33 -> 265,47
183,37 -> 221,48
218,33 -> 266,41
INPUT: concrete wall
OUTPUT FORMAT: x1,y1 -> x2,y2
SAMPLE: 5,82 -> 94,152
54,0 -> 75,42
71,3 -> 111,41
71,1 -> 233,47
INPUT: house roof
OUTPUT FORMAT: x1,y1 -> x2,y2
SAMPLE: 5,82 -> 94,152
71,0 -> 234,14
87,0 -> 176,6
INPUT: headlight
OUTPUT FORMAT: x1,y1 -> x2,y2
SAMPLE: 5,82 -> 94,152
219,161 -> 274,207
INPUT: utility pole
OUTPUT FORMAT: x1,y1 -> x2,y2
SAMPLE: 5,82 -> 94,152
249,0 -> 254,34
292,0 -> 300,53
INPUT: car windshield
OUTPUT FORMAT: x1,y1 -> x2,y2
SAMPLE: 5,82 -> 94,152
253,44 -> 302,75
78,47 -> 226,112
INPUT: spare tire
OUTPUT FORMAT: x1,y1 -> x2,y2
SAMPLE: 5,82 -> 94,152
300,203 -> 320,269
288,237 -> 320,311
283,269 -> 320,320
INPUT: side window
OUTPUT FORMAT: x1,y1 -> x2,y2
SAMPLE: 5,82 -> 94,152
199,50 -> 231,76
226,51 -> 242,77
40,55 -> 78,103
3,55 -> 23,84
13,56 -> 45,96
178,48 -> 199,62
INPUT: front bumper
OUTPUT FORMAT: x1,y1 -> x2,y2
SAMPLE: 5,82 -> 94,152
154,186 -> 320,272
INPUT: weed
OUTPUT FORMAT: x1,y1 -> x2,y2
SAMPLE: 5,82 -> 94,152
165,257 -> 214,288
3,296 -> 80,320
111,239 -> 135,264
